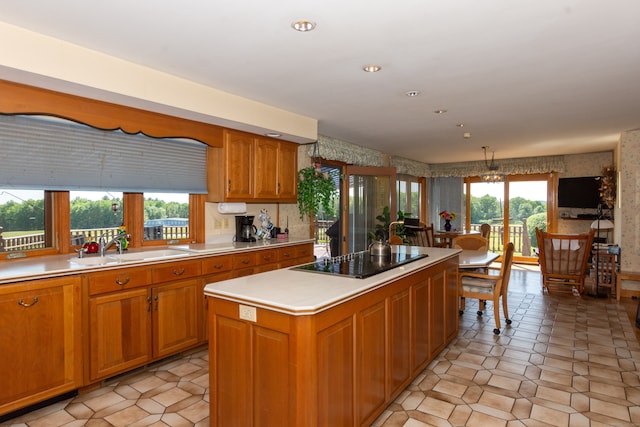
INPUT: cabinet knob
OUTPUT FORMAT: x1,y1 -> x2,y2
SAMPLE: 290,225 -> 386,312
18,297 -> 39,307
173,267 -> 186,276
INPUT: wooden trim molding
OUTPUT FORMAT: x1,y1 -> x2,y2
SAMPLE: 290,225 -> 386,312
0,79 -> 223,147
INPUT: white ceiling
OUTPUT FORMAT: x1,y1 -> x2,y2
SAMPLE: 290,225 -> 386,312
1,0 -> 639,164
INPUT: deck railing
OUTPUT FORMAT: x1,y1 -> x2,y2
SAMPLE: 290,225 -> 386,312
1,225 -> 190,252
313,221 -> 533,256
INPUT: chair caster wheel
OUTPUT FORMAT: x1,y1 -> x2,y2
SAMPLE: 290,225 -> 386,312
459,310 -> 464,315
493,328 -> 500,335
477,310 -> 483,316
506,319 -> 512,325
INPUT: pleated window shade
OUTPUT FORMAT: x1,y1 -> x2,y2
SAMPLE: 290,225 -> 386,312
0,114 -> 207,193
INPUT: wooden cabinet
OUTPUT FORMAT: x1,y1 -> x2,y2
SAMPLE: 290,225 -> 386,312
152,279 -> 200,358
207,129 -> 298,202
278,243 -> 314,268
0,276 -> 82,416
88,287 -> 151,381
87,260 -> 202,382
208,255 -> 460,427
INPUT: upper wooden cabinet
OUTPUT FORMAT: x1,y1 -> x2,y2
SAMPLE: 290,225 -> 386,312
208,129 -> 298,202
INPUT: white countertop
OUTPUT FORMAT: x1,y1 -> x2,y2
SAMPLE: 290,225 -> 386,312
0,237 -> 314,284
204,246 -> 461,316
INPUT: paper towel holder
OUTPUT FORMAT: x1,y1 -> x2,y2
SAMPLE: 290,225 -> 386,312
217,202 -> 247,214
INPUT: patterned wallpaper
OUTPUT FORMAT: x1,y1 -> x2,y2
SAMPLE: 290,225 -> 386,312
619,130 -> 640,276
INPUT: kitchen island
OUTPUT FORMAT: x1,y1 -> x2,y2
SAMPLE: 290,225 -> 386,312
204,246 -> 460,427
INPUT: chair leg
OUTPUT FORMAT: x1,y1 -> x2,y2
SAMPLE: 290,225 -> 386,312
459,296 -> 466,315
502,293 -> 512,325
493,301 -> 501,335
477,299 -> 486,316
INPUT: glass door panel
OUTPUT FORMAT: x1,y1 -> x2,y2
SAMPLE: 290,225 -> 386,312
467,173 -> 550,263
345,166 -> 396,253
507,178 -> 548,260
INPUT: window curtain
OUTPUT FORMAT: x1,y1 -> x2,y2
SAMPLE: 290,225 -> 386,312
308,135 -> 386,167
0,114 -> 207,193
429,177 -> 464,230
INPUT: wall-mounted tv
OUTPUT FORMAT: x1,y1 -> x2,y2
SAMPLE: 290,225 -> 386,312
558,176 -> 601,208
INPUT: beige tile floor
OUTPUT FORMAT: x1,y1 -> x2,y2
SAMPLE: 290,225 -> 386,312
3,265 -> 640,427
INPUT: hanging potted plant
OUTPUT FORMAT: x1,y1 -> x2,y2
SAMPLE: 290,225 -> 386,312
297,164 -> 338,220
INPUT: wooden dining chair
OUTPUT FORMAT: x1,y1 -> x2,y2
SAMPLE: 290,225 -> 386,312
458,242 -> 515,335
480,223 -> 491,239
535,228 -> 595,295
454,234 -> 488,251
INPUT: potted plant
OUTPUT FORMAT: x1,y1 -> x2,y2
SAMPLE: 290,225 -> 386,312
297,165 -> 338,220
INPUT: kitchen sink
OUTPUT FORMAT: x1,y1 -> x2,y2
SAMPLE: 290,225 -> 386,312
107,248 -> 192,262
69,256 -> 119,266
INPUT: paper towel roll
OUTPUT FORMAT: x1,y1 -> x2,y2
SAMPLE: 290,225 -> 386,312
217,202 -> 247,214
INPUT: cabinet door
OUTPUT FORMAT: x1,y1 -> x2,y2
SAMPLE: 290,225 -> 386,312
389,289 -> 411,396
277,141 -> 298,201
357,300 -> 387,424
224,130 -> 254,199
254,138 -> 280,199
412,279 -> 430,372
444,261 -> 459,341
428,270 -> 446,358
89,288 -> 151,381
153,279 -> 200,358
0,277 -> 81,415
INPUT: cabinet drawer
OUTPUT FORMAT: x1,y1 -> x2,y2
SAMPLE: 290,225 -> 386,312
152,260 -> 202,283
278,246 -> 297,262
88,267 -> 151,295
202,254 -> 233,275
232,252 -> 257,270
295,244 -> 313,260
256,249 -> 278,265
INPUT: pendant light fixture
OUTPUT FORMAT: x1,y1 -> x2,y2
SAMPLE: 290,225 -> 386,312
480,146 -> 505,183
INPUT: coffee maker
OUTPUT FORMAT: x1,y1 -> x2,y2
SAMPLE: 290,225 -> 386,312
235,215 -> 257,242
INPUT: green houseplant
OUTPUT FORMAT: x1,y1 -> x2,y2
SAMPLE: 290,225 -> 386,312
297,166 -> 338,220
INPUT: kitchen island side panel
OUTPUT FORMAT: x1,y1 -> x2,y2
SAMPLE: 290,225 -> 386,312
207,254 -> 459,426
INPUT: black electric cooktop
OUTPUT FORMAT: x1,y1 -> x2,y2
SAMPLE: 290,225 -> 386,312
292,250 -> 428,279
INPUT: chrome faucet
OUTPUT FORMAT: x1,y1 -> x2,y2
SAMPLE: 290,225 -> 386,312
98,233 -> 131,257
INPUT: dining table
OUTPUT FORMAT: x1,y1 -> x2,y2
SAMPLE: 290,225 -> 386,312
434,229 -> 481,248
458,249 -> 500,270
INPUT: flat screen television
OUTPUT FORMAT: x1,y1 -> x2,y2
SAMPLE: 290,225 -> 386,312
558,176 -> 601,208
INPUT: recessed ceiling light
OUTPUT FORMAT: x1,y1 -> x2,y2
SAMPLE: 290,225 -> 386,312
265,132 -> 282,138
362,65 -> 382,73
433,109 -> 447,114
463,132 -> 472,139
456,123 -> 464,127
291,20 -> 316,32
405,90 -> 420,97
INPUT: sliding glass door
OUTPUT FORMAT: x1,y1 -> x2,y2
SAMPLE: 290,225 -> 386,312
465,173 -> 552,262
345,166 -> 396,253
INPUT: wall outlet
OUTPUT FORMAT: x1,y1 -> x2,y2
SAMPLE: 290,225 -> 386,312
239,304 -> 257,322
214,220 -> 222,228
223,218 -> 229,228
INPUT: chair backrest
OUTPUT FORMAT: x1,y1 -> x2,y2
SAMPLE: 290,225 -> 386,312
498,242 -> 515,296
535,228 -> 594,281
404,222 -> 428,247
454,234 -> 488,251
480,223 -> 491,240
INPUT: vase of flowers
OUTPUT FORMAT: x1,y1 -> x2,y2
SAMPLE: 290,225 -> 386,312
439,210 -> 456,232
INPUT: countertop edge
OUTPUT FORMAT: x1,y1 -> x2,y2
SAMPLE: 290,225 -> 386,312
0,238 -> 315,285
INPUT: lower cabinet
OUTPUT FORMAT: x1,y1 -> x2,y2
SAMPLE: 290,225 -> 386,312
87,262 -> 202,383
89,287 -> 152,381
0,276 -> 82,416
209,255 -> 459,427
